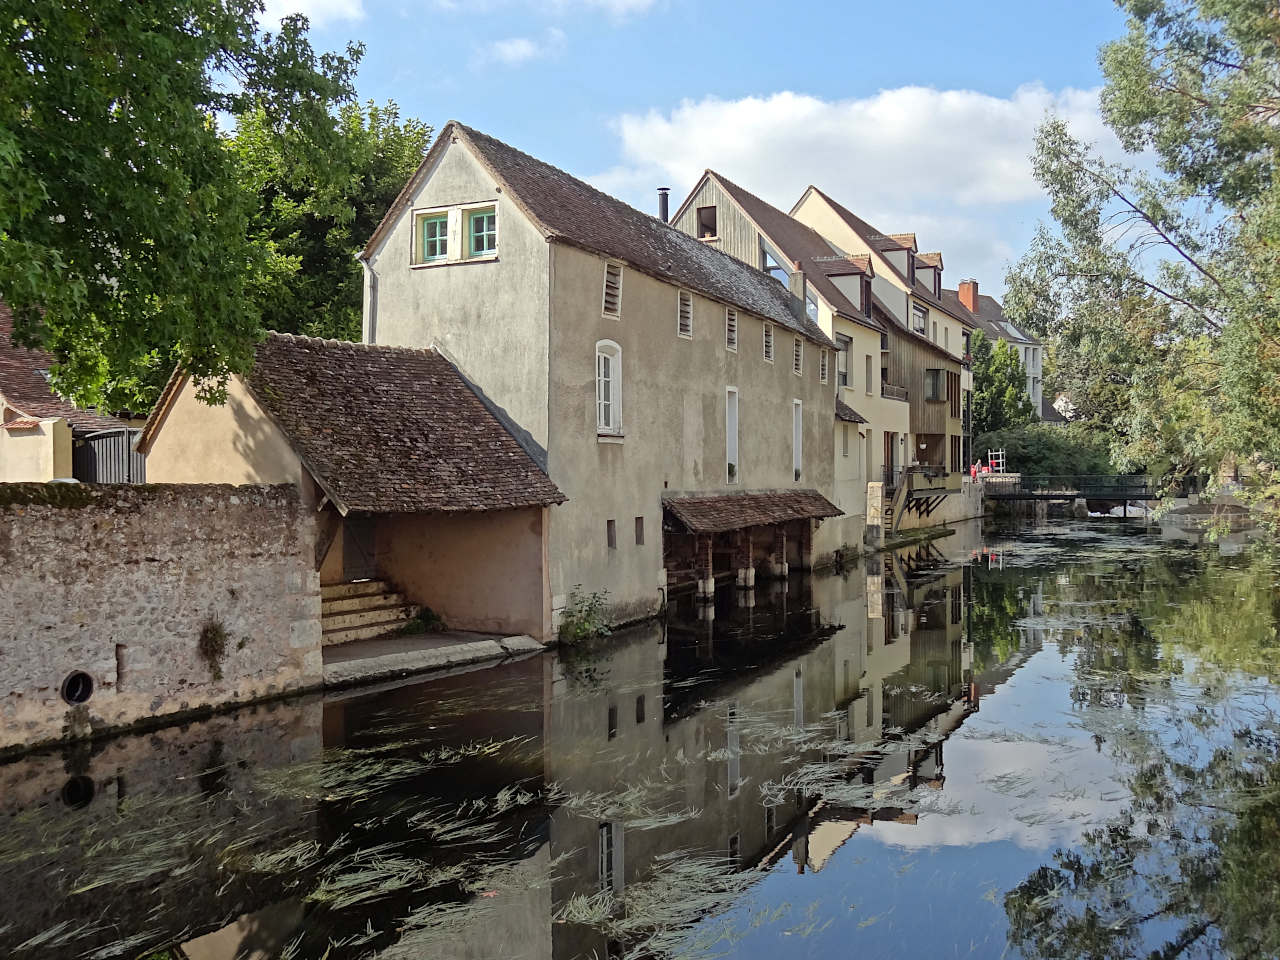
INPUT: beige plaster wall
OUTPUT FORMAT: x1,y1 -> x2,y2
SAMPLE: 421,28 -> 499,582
0,483 -> 321,753
546,243 -> 836,623
376,506 -> 550,639
365,139 -> 552,448
145,376 -> 304,488
0,418 -> 70,482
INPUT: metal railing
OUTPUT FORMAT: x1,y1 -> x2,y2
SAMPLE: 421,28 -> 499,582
882,465 -> 903,490
985,474 -> 1157,499
881,382 -> 908,401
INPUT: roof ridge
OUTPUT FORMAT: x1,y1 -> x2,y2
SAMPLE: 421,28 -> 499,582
265,330 -> 441,358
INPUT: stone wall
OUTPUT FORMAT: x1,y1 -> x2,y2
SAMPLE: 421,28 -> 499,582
0,483 -> 321,752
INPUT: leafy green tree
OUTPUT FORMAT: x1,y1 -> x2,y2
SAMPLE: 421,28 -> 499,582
228,100 -> 432,342
1004,0 -> 1280,498
970,329 -> 1036,438
0,2 -> 361,410
975,421 -> 1115,475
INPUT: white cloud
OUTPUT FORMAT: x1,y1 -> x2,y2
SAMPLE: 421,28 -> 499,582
477,27 -> 568,66
590,85 -> 1123,291
261,0 -> 365,28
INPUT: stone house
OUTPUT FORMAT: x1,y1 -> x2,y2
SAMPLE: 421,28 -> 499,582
0,304 -> 142,483
139,332 -> 566,642
671,173 -> 975,539
357,122 -> 842,624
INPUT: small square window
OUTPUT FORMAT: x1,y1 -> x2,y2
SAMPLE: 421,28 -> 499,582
792,337 -> 803,376
725,308 -> 738,351
634,516 -> 644,545
677,290 -> 693,338
417,213 -> 447,262
763,323 -> 774,362
602,262 -> 623,317
468,208 -> 496,256
607,518 -> 617,549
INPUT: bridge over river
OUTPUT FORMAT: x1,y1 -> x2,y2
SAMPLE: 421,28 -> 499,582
983,474 -> 1162,501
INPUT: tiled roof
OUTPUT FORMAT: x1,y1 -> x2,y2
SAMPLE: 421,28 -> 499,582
802,189 -> 973,328
835,399 -> 868,424
701,171 -> 881,332
1041,394 -> 1068,423
663,489 -> 842,534
240,333 -> 565,514
943,288 -> 1038,345
365,124 -> 833,349
810,254 -> 873,278
2,417 -> 42,431
887,233 -> 918,250
0,303 -> 129,434
917,252 -> 943,269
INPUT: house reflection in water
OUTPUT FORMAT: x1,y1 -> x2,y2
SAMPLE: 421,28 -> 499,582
0,528 -> 1011,960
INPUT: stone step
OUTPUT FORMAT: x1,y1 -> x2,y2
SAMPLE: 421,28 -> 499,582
321,579 -> 392,601
323,603 -> 419,633
321,616 -> 417,646
322,591 -> 408,615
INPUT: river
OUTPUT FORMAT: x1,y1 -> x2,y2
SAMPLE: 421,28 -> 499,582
2,519 -> 1278,959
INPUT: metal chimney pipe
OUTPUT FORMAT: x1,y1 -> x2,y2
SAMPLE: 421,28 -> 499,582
658,187 -> 670,223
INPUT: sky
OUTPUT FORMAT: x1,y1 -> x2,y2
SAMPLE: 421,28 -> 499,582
264,0 -> 1133,295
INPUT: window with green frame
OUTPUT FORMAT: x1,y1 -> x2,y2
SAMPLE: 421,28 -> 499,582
418,213 -> 447,262
468,208 -> 497,256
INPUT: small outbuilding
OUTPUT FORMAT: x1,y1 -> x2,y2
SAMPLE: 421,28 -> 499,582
139,333 -> 566,643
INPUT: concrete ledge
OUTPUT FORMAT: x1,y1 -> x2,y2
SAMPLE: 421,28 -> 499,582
321,631 -> 545,690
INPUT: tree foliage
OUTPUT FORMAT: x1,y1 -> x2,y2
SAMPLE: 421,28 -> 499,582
970,329 -> 1036,438
976,421 -> 1115,476
0,1 -> 361,409
1004,0 -> 1280,496
227,100 -> 432,342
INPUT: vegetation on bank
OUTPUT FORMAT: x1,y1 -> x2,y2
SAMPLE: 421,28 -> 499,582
1003,0 -> 1280,512
975,422 -> 1114,476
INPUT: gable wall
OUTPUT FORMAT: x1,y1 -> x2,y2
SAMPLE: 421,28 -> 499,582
671,179 -> 765,270
365,139 -> 551,446
145,377 -> 304,488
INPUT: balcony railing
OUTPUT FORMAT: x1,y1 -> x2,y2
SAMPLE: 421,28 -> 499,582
881,382 -> 908,402
882,466 -> 903,490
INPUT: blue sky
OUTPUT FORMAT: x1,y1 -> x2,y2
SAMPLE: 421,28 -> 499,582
269,0 -> 1132,293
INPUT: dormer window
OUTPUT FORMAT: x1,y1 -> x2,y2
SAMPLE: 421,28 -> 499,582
933,270 -> 941,298
907,252 -> 916,287
861,278 -> 872,319
697,206 -> 718,239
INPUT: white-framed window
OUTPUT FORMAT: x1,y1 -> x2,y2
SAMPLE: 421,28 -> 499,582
467,206 -> 497,257
792,399 -> 802,481
792,337 -> 803,376
725,307 -> 738,351
677,290 -> 693,339
820,348 -> 829,384
836,334 -> 851,386
865,355 -> 873,395
596,340 -> 622,435
726,387 -> 739,484
602,262 -> 623,318
763,323 -> 775,362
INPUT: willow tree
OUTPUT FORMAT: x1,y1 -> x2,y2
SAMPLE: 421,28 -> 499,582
1004,0 -> 1280,494
0,2 -> 361,409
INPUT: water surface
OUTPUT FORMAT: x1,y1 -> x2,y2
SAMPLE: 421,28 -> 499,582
3,520 -> 1278,959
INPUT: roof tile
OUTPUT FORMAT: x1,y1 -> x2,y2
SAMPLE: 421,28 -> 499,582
663,489 -> 842,534
242,333 -> 565,514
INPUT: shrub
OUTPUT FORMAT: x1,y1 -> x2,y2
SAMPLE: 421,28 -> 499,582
558,586 -> 612,645
976,422 -> 1115,476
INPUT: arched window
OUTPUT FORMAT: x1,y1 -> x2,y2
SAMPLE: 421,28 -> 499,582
596,340 -> 622,435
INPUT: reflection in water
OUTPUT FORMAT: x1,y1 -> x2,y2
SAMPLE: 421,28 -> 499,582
1,521 -> 1278,959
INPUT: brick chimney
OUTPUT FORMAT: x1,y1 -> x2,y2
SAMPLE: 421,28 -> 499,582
958,278 -> 979,314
